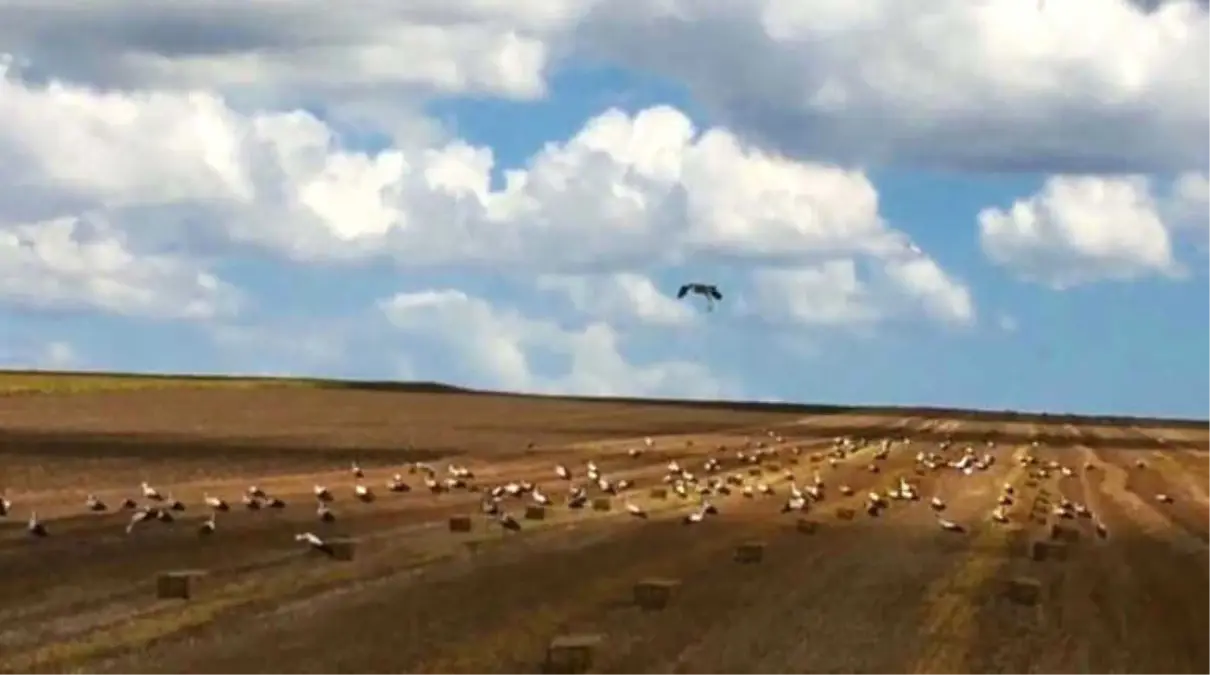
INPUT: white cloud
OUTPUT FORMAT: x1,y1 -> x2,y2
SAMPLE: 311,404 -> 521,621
535,273 -> 695,327
977,174 -> 1203,288
996,312 -> 1019,333
0,0 -> 1202,404
743,255 -> 975,329
0,1 -> 581,100
0,336 -> 79,369
378,288 -> 729,398
0,215 -> 241,319
573,0 -> 1208,171
1,0 -> 1202,173
7,2 -> 1095,406
0,64 -> 970,330
745,262 -> 881,328
0,67 -> 886,267
883,256 -> 976,326
39,340 -> 77,368
1164,171 -> 1210,246
207,322 -> 349,375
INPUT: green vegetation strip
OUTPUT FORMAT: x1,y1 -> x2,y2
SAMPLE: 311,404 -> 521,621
0,370 -> 326,396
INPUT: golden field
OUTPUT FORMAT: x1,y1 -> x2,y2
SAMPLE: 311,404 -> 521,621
0,370 -> 1206,673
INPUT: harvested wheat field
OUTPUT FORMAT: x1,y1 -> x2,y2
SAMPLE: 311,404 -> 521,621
0,372 -> 1207,674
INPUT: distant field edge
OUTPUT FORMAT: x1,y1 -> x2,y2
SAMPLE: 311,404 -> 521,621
2,368 -> 1205,430
0,368 -> 467,396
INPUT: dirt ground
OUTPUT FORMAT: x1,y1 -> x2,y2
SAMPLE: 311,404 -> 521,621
0,386 -> 1206,674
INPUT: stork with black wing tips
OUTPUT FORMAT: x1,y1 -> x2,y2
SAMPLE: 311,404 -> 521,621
677,283 -> 723,311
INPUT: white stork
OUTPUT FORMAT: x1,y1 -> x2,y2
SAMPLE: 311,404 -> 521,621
28,512 -> 46,537
199,513 -> 217,536
141,481 -> 162,501
296,531 -> 332,555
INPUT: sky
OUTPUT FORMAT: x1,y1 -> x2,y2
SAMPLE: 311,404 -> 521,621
0,0 -> 1207,418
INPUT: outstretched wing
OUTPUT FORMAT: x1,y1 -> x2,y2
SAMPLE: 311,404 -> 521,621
676,284 -> 691,299
708,286 -> 723,301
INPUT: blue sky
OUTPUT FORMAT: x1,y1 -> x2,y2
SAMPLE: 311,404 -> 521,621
0,0 -> 1206,418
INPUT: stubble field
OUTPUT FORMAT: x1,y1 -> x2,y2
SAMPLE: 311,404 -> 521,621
0,372 -> 1206,674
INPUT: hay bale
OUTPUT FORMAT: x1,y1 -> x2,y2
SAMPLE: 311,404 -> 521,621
1050,523 -> 1079,543
1030,540 -> 1068,562
525,505 -> 547,521
448,515 -> 473,532
1005,527 -> 1029,556
591,497 -> 612,512
1004,577 -> 1042,606
734,541 -> 766,563
325,537 -> 356,561
796,519 -> 818,534
786,457 -> 799,466
544,634 -> 603,674
1024,479 -> 1038,488
156,570 -> 206,600
649,487 -> 667,499
765,462 -> 781,472
633,578 -> 680,610
835,507 -> 856,521
747,467 -> 763,477
809,454 -> 822,464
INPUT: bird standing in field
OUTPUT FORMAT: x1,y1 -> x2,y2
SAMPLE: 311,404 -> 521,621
126,507 -> 156,534
938,518 -> 965,533
317,501 -> 335,523
28,512 -> 47,537
199,513 -> 217,536
295,532 -> 332,555
497,512 -> 522,532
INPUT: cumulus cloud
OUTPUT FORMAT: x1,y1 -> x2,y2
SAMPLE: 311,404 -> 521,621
535,273 -> 696,328
1163,171 -> 1210,245
0,215 -> 241,319
0,1 -> 579,100
571,0 -> 1208,172
883,256 -> 977,325
0,0 -> 1203,173
0,63 -> 970,334
0,0 -> 1201,405
977,174 -> 1206,288
378,289 -> 729,398
743,256 -> 974,329
745,262 -> 881,328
